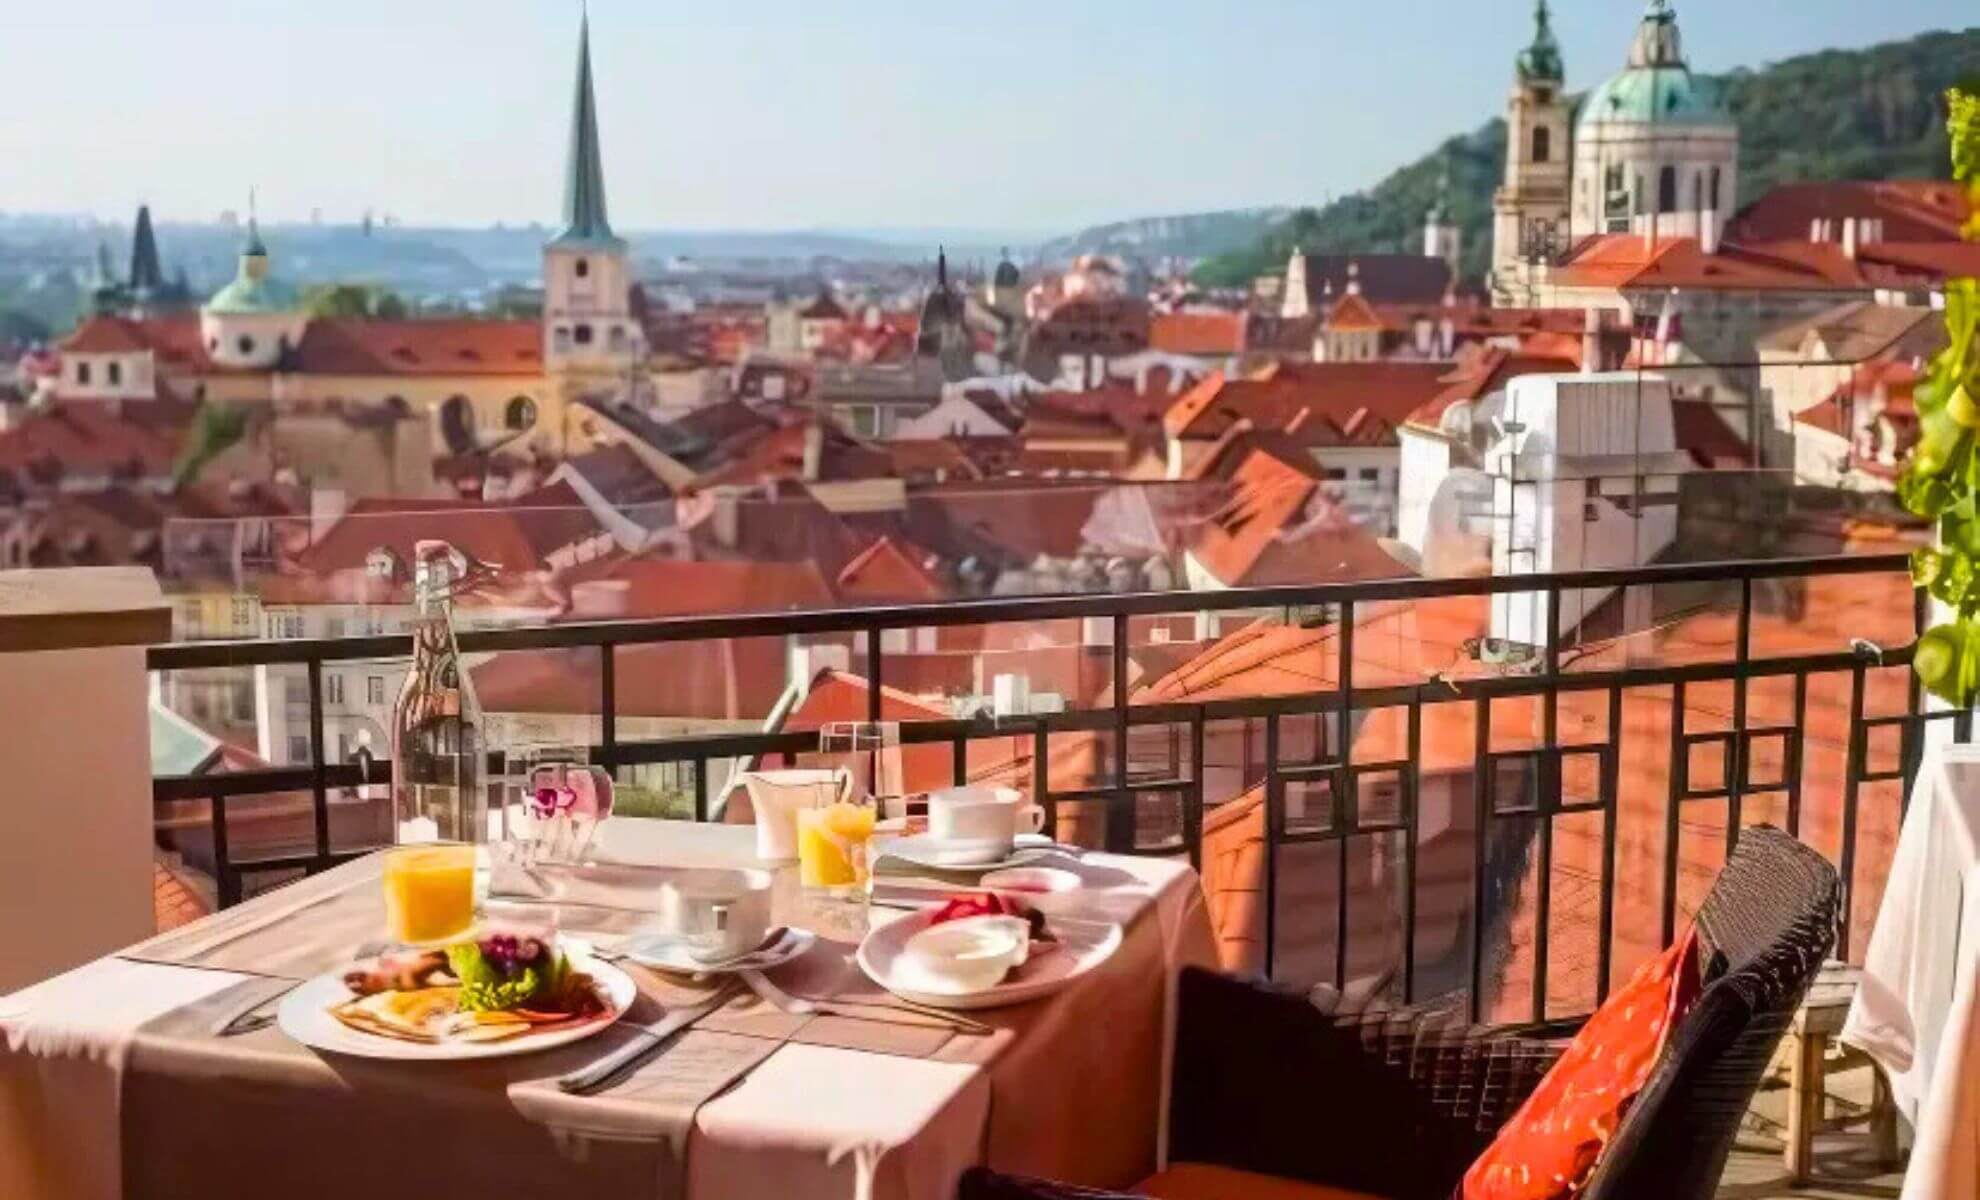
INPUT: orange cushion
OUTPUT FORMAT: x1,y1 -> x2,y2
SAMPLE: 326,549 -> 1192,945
1138,1162 -> 1387,1200
1461,927 -> 1703,1200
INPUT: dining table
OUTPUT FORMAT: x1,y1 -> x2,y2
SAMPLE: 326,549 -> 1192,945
1843,741 -> 1980,1200
0,819 -> 1217,1200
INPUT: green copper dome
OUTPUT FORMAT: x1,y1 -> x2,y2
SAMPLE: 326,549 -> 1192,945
204,222 -> 299,315
1578,1 -> 1731,131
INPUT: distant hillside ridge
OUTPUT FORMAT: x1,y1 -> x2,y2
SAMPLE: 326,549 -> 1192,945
1039,208 -> 1291,263
1194,25 -> 1980,289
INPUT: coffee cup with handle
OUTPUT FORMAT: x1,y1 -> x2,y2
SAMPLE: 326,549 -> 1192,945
927,786 -> 1046,857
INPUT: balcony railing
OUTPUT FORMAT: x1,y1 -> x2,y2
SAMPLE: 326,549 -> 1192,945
147,551 -> 1948,1023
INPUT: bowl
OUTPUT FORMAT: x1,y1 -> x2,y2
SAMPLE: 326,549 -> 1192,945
899,915 -> 1031,994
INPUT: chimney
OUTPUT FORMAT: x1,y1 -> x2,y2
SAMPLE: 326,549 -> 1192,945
801,421 -> 825,481
1842,218 -> 1860,261
1582,308 -> 1602,375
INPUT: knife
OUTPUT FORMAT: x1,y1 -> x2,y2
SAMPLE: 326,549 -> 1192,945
556,981 -> 739,1095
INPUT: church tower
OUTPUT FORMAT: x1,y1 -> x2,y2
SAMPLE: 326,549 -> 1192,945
543,15 -> 637,378
1491,0 -> 1571,306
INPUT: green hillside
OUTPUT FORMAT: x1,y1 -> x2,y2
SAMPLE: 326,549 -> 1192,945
1195,26 -> 1980,289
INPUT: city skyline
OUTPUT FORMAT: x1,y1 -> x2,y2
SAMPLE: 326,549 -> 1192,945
5,0 -> 1975,234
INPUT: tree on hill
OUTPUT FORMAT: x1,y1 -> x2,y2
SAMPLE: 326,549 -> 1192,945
303,283 -> 410,320
1196,27 -> 1980,291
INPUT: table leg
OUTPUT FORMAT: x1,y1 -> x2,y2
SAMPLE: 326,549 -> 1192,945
1870,1064 -> 1900,1167
1784,1029 -> 1825,1185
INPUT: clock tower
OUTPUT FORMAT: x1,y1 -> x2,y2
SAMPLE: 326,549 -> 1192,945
1491,0 -> 1572,306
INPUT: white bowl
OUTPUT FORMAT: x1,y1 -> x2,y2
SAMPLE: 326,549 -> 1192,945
899,915 -> 1031,994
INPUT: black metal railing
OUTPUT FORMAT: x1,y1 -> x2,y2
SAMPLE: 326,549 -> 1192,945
146,552 -> 1953,1022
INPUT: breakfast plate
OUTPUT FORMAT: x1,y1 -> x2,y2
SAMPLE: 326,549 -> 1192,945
855,907 -> 1121,1010
876,832 -> 1073,871
276,944 -> 636,1061
621,927 -> 817,976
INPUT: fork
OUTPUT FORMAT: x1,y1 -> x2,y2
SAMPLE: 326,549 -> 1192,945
738,969 -> 992,1035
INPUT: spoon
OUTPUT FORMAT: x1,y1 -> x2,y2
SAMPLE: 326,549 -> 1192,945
686,926 -> 790,972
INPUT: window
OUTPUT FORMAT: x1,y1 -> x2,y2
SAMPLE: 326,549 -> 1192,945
1709,167 -> 1723,209
505,395 -> 537,431
574,323 -> 594,346
325,674 -> 345,705
368,676 -> 385,705
231,596 -> 252,628
1359,468 -> 1381,482
365,547 -> 398,579
553,326 -> 572,353
107,361 -> 122,386
1658,166 -> 1678,214
284,677 -> 308,706
1692,171 -> 1706,213
575,257 -> 590,279
237,334 -> 256,356
75,361 -> 92,385
288,736 -> 310,765
1532,126 -> 1551,164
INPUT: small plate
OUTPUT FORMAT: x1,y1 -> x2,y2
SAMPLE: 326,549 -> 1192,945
621,927 -> 817,976
856,909 -> 1122,1010
980,867 -> 1083,895
275,948 -> 634,1061
878,833 -> 1068,871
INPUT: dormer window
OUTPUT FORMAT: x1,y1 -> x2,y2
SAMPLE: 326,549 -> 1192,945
75,361 -> 92,385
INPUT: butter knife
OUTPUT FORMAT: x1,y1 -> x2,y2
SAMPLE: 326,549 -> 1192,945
557,981 -> 739,1095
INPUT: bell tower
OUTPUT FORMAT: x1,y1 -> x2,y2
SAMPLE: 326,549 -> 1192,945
543,14 -> 636,378
1491,0 -> 1572,306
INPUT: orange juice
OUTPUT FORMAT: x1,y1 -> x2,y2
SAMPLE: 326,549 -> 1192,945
796,802 -> 877,889
382,844 -> 478,945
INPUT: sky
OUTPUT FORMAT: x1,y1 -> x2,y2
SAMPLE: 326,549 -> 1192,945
3,1 -> 1973,236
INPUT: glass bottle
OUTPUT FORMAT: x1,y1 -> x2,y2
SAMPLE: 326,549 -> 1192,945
390,540 -> 486,844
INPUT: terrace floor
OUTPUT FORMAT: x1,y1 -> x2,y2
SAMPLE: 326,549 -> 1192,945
1720,1065 -> 1906,1200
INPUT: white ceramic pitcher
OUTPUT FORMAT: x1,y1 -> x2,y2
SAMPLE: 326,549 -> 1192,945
737,768 -> 852,861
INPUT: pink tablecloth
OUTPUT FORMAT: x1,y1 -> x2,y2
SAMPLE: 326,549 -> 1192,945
2,821 -> 1216,1200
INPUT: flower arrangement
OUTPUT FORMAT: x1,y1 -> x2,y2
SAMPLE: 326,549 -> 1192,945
1897,85 -> 1980,704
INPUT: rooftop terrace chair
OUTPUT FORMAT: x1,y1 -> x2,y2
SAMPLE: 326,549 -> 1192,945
961,825 -> 1841,1200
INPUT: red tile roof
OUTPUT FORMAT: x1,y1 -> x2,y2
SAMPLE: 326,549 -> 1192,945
1164,361 -> 1451,443
1149,311 -> 1246,357
471,637 -> 790,722
1405,347 -> 1580,433
0,399 -> 192,481
561,554 -> 838,618
293,494 -> 601,578
1552,233 -> 1980,294
1725,180 -> 1973,245
835,535 -> 948,603
292,318 -> 542,377
1323,293 -> 1384,333
1188,446 -> 1412,588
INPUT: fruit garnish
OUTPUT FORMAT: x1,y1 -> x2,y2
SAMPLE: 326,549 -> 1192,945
927,892 -> 1054,942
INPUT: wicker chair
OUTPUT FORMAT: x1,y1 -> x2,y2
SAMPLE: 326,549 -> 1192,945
961,826 -> 1841,1200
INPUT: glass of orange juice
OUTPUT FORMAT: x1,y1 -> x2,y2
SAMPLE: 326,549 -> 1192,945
381,843 -> 480,946
795,800 -> 879,895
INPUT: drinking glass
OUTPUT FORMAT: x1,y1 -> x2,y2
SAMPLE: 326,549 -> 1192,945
504,745 -> 615,867
381,843 -> 479,947
801,722 -> 901,896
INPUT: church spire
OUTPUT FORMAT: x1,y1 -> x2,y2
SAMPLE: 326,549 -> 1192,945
553,13 -> 622,248
1516,0 -> 1564,83
1628,0 -> 1685,69
129,204 -> 164,294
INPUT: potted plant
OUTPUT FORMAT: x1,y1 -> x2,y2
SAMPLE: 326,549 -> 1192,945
1898,84 -> 1980,703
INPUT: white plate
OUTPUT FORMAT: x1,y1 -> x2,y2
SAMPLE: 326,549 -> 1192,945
275,949 -> 636,1061
621,927 -> 817,976
856,909 -> 1122,1010
878,833 -> 1069,870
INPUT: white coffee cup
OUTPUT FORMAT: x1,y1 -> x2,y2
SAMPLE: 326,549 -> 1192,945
927,786 -> 1046,853
656,869 -> 773,959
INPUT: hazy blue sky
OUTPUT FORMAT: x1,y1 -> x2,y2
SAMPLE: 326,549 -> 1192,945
4,1 -> 1972,233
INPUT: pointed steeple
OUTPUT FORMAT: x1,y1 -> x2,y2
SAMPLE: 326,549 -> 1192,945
552,14 -> 623,249
129,205 -> 164,293
936,246 -> 949,291
1517,0 -> 1564,83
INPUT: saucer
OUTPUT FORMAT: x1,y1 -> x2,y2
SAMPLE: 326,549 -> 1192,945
621,927 -> 816,976
877,832 -> 1066,871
